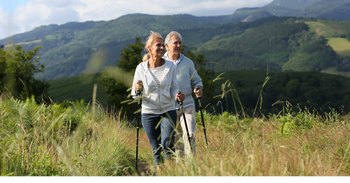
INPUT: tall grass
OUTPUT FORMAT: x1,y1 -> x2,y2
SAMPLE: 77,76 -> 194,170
150,108 -> 350,176
146,71 -> 350,176
2,72 -> 350,176
0,96 -> 135,176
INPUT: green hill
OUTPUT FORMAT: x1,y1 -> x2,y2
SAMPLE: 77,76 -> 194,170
47,73 -> 109,105
200,17 -> 345,72
6,16 -> 350,81
212,70 -> 350,115
46,69 -> 350,116
305,20 -> 350,56
19,14 -> 220,80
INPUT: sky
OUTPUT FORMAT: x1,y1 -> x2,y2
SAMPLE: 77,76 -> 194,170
0,0 -> 274,40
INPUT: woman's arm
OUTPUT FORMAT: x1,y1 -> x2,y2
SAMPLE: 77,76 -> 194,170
131,65 -> 143,98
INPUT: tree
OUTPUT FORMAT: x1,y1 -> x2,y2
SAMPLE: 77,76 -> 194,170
99,37 -> 143,116
0,45 -> 50,102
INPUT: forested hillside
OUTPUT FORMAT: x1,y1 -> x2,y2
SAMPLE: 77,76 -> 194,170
298,0 -> 350,21
1,0 -> 350,81
46,69 -> 350,116
17,14 -> 220,80
4,16 -> 350,80
229,0 -> 350,20
201,17 -> 346,72
212,70 -> 350,115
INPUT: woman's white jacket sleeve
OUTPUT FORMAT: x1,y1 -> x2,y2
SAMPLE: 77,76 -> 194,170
131,64 -> 143,99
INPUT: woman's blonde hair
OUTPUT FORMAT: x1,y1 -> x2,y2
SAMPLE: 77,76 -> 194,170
142,31 -> 164,62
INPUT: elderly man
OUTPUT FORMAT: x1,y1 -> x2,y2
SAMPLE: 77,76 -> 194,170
163,31 -> 203,157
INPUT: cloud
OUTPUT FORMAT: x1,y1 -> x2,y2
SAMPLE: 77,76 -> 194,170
33,0 -> 84,8
0,8 -> 13,41
0,0 -> 274,39
0,1 -> 81,40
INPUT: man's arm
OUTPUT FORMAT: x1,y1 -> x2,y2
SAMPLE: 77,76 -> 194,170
189,63 -> 203,98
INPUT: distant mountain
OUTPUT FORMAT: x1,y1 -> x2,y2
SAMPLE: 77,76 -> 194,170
0,21 -> 103,46
1,0 -> 350,81
24,14 -> 220,79
298,0 -> 350,21
175,0 -> 348,24
264,0 -> 350,20
175,9 -> 273,24
264,0 -> 323,11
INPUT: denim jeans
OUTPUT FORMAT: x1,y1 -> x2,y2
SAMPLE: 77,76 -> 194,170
142,110 -> 177,165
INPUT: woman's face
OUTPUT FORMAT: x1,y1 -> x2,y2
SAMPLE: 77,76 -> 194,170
148,38 -> 165,58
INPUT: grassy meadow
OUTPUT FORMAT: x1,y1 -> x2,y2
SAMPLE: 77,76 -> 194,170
306,21 -> 339,38
328,38 -> 350,57
306,20 -> 350,76
306,21 -> 350,57
2,89 -> 350,176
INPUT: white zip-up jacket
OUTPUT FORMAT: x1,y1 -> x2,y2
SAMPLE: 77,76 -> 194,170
131,59 -> 180,114
163,52 -> 203,109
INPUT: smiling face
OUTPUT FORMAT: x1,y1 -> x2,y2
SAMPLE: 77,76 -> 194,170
166,35 -> 182,59
148,38 -> 165,58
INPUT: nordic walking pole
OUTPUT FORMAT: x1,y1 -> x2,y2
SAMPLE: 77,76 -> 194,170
135,80 -> 142,172
177,91 -> 192,151
196,87 -> 208,146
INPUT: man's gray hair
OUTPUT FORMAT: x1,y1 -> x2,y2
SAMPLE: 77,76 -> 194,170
165,31 -> 183,46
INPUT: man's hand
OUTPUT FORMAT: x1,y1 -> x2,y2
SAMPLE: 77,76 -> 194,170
177,92 -> 185,102
194,85 -> 203,98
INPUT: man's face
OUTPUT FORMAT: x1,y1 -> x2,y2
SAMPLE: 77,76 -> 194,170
166,35 -> 182,57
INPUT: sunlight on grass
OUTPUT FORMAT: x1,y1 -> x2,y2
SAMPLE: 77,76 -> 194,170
321,67 -> 350,77
305,21 -> 340,38
328,38 -> 350,57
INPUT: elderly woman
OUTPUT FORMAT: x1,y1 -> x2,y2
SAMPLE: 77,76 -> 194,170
131,31 -> 185,165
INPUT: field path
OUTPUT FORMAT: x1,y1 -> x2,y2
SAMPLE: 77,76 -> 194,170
5,39 -> 41,47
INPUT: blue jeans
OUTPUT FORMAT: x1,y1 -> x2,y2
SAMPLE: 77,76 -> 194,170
142,110 -> 177,165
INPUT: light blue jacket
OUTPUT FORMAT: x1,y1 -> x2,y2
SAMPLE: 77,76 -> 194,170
163,52 -> 203,109
131,59 -> 180,114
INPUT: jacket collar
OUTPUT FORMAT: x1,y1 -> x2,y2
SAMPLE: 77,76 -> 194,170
143,59 -> 171,83
163,52 -> 184,63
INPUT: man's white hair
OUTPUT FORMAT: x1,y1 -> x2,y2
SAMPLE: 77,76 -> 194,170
165,31 -> 183,48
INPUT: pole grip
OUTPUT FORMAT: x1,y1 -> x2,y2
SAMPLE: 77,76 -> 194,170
195,87 -> 201,100
177,91 -> 182,105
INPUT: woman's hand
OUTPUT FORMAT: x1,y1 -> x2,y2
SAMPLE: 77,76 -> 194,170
135,81 -> 143,92
176,92 -> 185,102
